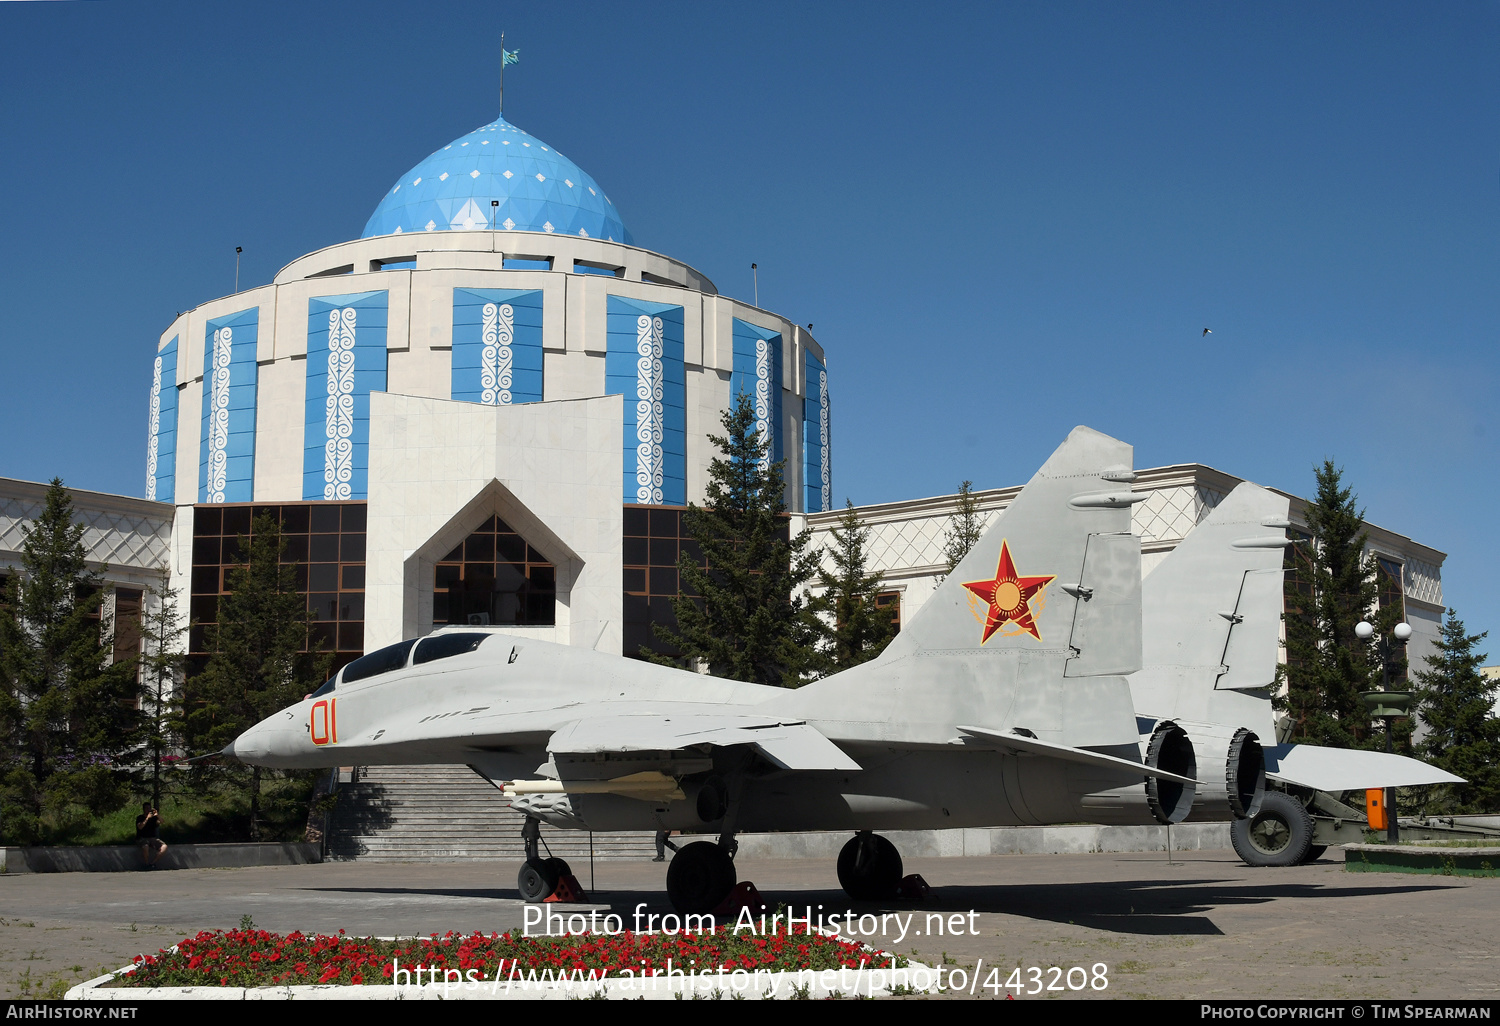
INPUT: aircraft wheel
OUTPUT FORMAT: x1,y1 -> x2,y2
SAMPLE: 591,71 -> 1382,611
1231,792 -> 1313,867
666,841 -> 736,915
1300,845 -> 1328,864
544,857 -> 572,879
518,857 -> 560,902
837,832 -> 903,900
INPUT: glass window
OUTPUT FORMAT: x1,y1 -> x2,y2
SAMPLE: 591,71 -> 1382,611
341,638 -> 417,683
414,632 -> 490,664
432,518 -> 556,627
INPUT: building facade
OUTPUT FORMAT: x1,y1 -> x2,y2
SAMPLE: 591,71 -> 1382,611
142,114 -> 831,672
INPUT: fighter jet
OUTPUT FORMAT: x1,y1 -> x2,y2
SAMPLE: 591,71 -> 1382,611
1125,481 -> 1463,864
230,426 -> 1243,914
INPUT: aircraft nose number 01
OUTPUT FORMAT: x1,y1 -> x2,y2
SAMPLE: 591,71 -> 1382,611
310,699 -> 338,746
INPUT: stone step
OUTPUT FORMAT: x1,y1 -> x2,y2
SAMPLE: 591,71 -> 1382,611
325,763 -> 659,864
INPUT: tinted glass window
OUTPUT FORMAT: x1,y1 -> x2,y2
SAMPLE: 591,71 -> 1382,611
414,632 -> 490,665
310,678 -> 337,699
341,638 -> 417,683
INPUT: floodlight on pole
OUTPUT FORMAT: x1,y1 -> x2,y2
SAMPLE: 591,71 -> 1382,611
235,247 -> 243,294
751,263 -> 758,307
1357,618 -> 1413,844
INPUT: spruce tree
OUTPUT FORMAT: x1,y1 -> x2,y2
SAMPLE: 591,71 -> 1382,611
1280,461 -> 1382,749
0,479 -> 140,844
942,480 -> 984,577
140,568 -> 187,809
809,501 -> 897,675
652,393 -> 820,686
1412,611 -> 1500,813
186,512 -> 328,840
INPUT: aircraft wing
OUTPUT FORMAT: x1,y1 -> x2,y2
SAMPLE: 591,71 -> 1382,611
1265,743 -> 1465,792
958,725 -> 1201,785
547,715 -> 862,772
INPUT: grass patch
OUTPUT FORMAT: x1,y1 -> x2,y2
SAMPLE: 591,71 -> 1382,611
12,775 -> 317,847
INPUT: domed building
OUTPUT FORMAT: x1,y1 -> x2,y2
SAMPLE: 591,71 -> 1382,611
144,113 -> 833,671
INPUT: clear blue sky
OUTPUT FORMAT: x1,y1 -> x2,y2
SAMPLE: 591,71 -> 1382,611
2,3 -> 1496,645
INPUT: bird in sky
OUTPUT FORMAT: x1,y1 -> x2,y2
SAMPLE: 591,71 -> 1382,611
1202,328 -> 1212,337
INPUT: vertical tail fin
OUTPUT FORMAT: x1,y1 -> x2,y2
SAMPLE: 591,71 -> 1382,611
883,425 -> 1144,675
1133,481 -> 1290,728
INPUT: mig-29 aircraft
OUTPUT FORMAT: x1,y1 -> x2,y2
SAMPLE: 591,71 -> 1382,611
231,426 -> 1258,914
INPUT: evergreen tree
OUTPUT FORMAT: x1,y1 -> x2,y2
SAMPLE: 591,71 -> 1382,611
186,512 -> 328,840
140,568 -> 187,809
1412,611 -> 1500,813
652,393 -> 820,686
1279,461 -> 1383,749
0,479 -> 140,844
809,501 -> 897,675
942,480 -> 984,577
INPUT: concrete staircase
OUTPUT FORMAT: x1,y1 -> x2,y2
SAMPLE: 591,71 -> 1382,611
325,764 -> 658,863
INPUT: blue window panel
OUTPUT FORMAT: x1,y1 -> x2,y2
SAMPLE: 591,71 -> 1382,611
199,309 -> 259,503
605,296 -> 685,506
304,291 -> 388,501
451,288 -> 544,406
147,338 -> 178,503
730,319 -> 784,473
803,351 -> 831,513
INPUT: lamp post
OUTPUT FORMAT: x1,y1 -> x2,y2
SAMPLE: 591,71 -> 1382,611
1357,618 -> 1412,843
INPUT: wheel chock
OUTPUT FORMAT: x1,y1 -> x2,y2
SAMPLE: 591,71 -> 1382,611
544,874 -> 587,903
895,874 -> 930,899
712,881 -> 766,919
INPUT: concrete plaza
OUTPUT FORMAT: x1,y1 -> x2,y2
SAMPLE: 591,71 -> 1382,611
2,848 -> 1496,1000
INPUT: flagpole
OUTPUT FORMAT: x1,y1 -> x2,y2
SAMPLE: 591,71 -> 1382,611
499,31 -> 505,115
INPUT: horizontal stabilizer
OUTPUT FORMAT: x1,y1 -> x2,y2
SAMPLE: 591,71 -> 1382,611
1265,744 -> 1465,792
957,725 -> 1201,786
548,715 -> 861,771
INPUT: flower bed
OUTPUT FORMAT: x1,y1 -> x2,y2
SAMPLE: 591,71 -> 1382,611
119,924 -> 905,988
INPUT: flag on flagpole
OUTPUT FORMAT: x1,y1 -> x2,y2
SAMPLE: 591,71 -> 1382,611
503,49 -> 519,66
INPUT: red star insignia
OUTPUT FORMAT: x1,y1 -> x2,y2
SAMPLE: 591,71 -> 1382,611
962,539 -> 1056,643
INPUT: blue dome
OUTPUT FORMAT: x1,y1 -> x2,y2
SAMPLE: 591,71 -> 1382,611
362,115 -> 632,244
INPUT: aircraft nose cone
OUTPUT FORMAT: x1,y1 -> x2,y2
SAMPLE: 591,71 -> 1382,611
226,727 -> 270,763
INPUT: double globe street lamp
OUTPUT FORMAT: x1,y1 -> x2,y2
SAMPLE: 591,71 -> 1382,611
1356,619 -> 1412,844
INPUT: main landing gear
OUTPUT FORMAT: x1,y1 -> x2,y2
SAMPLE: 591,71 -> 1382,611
838,831 -> 903,900
516,816 -> 575,902
666,841 -> 737,915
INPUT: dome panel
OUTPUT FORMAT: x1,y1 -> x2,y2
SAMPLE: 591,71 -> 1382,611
362,116 -> 632,244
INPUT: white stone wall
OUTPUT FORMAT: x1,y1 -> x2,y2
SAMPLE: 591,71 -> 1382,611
363,392 -> 625,654
157,232 -> 826,514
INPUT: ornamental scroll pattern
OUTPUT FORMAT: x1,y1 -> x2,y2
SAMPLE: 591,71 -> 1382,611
145,356 -> 163,500
480,302 -> 514,405
754,335 -> 772,471
818,369 -> 831,511
323,307 -> 357,500
205,327 -> 233,503
635,314 -> 665,504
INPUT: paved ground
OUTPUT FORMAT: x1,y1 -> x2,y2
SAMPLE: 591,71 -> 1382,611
2,848 -> 1497,1000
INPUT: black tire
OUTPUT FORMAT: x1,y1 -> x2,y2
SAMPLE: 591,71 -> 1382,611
837,832 -> 903,900
1231,791 -> 1314,867
544,857 -> 572,879
1300,845 -> 1328,864
666,841 -> 736,915
518,857 -> 560,901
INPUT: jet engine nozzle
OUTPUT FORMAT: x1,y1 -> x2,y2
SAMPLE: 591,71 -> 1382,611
1145,720 -> 1197,825
1225,728 -> 1266,819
